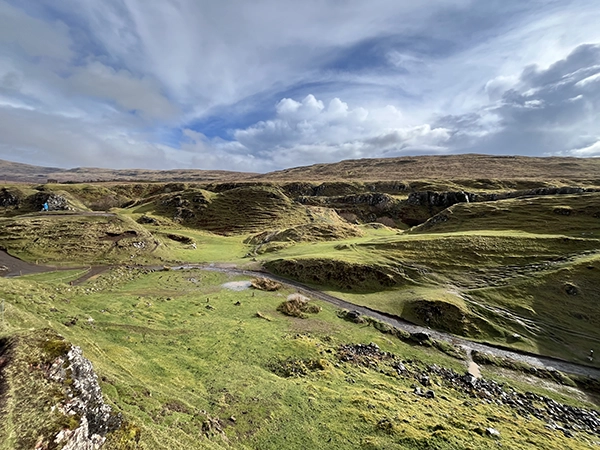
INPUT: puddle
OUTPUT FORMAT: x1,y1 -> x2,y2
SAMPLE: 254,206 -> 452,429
221,281 -> 252,291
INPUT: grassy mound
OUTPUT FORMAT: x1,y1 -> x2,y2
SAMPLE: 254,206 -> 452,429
0,214 -> 162,265
148,186 -> 312,234
401,298 -> 493,338
276,293 -> 322,318
265,258 -> 410,291
354,234 -> 600,288
0,188 -> 91,216
411,193 -> 600,236
245,211 -> 363,254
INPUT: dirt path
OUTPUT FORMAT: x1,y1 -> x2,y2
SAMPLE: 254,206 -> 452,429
24,211 -> 117,218
0,250 -> 92,279
70,266 -> 111,285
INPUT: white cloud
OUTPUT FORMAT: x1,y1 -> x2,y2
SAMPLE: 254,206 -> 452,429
178,94 -> 450,170
566,140 -> 600,157
68,62 -> 177,120
0,1 -> 73,60
437,43 -> 600,156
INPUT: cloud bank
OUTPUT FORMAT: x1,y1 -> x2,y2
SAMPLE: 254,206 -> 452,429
0,0 -> 599,171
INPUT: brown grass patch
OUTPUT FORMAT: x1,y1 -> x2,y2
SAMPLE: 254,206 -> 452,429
276,293 -> 322,318
250,277 -> 282,291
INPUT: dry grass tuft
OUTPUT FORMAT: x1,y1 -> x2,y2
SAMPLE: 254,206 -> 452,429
251,277 -> 282,291
277,293 -> 322,318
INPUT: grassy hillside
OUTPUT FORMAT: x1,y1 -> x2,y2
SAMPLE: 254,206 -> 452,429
412,193 -> 600,236
1,168 -> 600,449
1,269 -> 598,449
3,155 -> 600,184
0,159 -> 255,183
259,225 -> 600,364
1,180 -> 599,365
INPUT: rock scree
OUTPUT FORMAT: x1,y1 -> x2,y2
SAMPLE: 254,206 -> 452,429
336,343 -> 600,438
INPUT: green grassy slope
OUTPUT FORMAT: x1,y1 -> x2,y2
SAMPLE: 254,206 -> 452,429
0,214 -> 167,265
259,199 -> 600,364
411,193 -> 600,236
1,270 -> 597,449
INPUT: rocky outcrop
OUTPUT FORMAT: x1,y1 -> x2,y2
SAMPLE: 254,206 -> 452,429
0,331 -> 125,449
48,345 -> 122,448
407,191 -> 473,207
337,343 -> 600,438
0,188 -> 21,208
32,192 -> 71,211
407,187 -> 599,209
299,192 -> 395,208
296,193 -> 402,225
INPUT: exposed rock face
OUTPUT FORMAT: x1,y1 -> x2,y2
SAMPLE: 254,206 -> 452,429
0,188 -> 20,207
406,187 -> 599,209
299,193 -> 394,208
48,346 -> 122,449
407,191 -> 473,207
33,192 -> 71,211
137,215 -> 159,225
297,193 -> 401,224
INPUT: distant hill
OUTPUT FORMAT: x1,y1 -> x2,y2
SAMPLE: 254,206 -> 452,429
253,154 -> 600,181
0,159 -> 60,183
0,159 -> 256,183
1,154 -> 599,183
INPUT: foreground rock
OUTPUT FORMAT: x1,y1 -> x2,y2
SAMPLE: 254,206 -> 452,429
48,346 -> 122,448
0,330 -> 127,449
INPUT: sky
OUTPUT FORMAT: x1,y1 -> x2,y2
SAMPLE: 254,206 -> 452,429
0,0 -> 599,172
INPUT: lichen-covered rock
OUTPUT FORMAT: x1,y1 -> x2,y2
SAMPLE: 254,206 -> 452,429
55,416 -> 107,450
1,331 -> 125,449
48,345 -> 122,448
